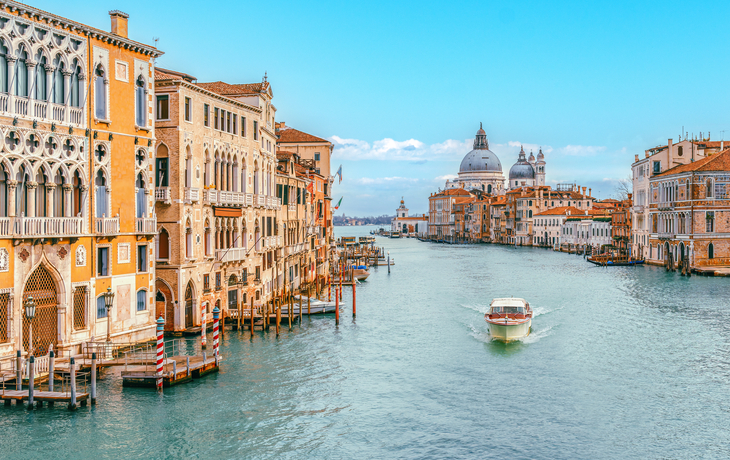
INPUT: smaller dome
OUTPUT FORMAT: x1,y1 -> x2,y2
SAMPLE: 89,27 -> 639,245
528,150 -> 535,162
509,146 -> 535,180
537,148 -> 545,161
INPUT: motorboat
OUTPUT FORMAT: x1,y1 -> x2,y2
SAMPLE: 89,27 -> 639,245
284,295 -> 338,314
350,265 -> 370,281
484,298 -> 532,342
390,231 -> 401,238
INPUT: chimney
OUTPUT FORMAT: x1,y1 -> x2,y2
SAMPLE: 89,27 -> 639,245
634,154 -> 639,162
279,121 -> 286,130
667,139 -> 672,158
109,10 -> 129,38
645,152 -> 650,158
582,186 -> 586,197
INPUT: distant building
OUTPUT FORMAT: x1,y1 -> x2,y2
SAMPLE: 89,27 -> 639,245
507,146 -> 546,190
390,199 -> 428,236
428,188 -> 475,240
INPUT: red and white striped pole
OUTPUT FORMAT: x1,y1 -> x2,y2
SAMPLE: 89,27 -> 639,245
156,315 -> 165,391
212,306 -> 220,366
201,301 -> 207,349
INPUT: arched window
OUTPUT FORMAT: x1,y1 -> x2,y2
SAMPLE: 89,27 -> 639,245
51,58 -> 64,104
487,184 -> 492,194
185,219 -> 192,258
70,59 -> 81,107
94,65 -> 107,119
16,165 -> 29,217
185,146 -> 192,188
34,53 -> 47,101
136,173 -> 146,218
0,166 -> 7,217
204,220 -> 212,256
14,47 -> 28,97
135,75 -> 146,126
241,160 -> 247,193
96,295 -> 107,319
95,170 -> 108,218
35,170 -> 47,217
709,242 -> 714,259
157,228 -> 170,260
136,289 -> 147,311
73,170 -> 83,216
254,164 -> 259,194
0,40 -> 8,93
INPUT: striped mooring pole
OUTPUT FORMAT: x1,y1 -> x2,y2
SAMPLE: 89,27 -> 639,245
212,306 -> 220,366
201,301 -> 207,349
156,316 -> 165,391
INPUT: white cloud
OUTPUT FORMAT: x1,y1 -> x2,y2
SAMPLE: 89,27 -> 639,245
330,135 -> 471,161
434,174 -> 458,181
558,145 -> 607,157
356,176 -> 420,185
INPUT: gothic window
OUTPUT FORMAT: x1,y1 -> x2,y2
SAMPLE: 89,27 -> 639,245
35,170 -> 47,217
16,165 -> 30,217
185,219 -> 192,258
204,220 -> 212,256
157,227 -> 170,260
96,295 -> 107,319
14,47 -> 28,97
0,40 -> 7,93
709,242 -> 714,259
136,173 -> 146,218
70,59 -> 81,107
51,58 -> 65,104
73,170 -> 83,217
34,53 -> 47,101
95,170 -> 109,218
135,75 -> 146,126
0,166 -> 6,217
185,146 -> 192,188
94,65 -> 107,119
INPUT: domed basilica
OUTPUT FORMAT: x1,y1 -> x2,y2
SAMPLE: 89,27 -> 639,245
444,124 -> 546,194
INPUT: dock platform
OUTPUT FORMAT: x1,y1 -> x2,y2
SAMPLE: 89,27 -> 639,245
121,355 -> 219,388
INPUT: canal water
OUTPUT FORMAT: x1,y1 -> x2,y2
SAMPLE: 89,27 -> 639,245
2,225 -> 730,459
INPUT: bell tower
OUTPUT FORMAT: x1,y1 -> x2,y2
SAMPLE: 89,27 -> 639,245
396,198 -> 409,218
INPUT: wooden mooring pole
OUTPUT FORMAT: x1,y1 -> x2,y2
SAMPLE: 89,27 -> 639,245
48,351 -> 55,392
91,352 -> 97,405
15,350 -> 21,390
69,357 -> 77,411
27,356 -> 34,410
352,272 -> 357,318
335,287 -> 340,325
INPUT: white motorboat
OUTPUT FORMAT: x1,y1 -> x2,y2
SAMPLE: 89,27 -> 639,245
484,298 -> 532,342
282,296 -> 338,314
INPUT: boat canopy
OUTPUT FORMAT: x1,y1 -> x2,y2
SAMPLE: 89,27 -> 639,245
490,305 -> 526,314
490,298 -> 528,308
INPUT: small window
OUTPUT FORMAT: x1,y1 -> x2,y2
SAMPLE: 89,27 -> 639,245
137,245 -> 147,272
203,274 -> 210,291
709,242 -> 715,259
156,158 -> 169,187
677,145 -> 683,156
184,97 -> 191,122
653,161 -> 661,175
241,117 -> 246,136
215,272 -> 221,289
233,114 -> 237,134
96,296 -> 107,319
156,95 -> 169,120
136,290 -> 147,312
204,104 -> 209,127
214,108 -> 219,130
254,121 -> 259,140
314,152 -> 320,161
97,247 -> 109,277
135,76 -> 146,126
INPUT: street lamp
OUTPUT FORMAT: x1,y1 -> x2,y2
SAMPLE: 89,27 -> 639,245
103,287 -> 115,343
24,296 -> 36,356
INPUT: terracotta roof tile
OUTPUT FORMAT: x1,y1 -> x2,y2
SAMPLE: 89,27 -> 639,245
277,127 -> 329,144
534,206 -> 584,216
655,148 -> 730,177
196,81 -> 270,96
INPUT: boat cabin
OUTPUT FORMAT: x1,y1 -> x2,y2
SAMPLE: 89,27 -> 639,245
488,298 -> 531,319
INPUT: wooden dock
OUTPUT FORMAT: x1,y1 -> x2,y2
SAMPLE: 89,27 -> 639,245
121,355 -> 219,388
2,390 -> 89,407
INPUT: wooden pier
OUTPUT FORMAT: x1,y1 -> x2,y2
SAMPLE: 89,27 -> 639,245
121,355 -> 219,388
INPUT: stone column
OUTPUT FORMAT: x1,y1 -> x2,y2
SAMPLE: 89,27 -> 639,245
46,182 -> 56,217
26,181 -> 37,217
62,70 -> 73,123
62,184 -> 73,217
7,180 -> 17,218
45,65 -> 54,115
6,55 -> 17,113
25,61 -> 37,112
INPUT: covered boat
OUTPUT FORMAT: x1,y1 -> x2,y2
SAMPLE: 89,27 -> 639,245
484,298 -> 532,342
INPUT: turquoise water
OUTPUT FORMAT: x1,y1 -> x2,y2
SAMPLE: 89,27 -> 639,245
2,225 -> 730,459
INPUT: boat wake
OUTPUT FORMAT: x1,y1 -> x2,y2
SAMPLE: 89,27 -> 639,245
467,322 -> 555,344
532,306 -> 562,318
519,325 -> 554,344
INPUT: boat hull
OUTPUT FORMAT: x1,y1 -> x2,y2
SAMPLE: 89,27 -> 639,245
486,319 -> 531,342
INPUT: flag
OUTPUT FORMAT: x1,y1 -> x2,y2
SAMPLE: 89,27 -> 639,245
336,165 -> 343,184
307,182 -> 314,203
334,197 -> 343,210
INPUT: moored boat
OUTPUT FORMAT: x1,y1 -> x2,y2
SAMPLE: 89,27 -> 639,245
484,298 -> 532,342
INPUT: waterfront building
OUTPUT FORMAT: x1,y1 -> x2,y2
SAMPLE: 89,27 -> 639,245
505,184 -> 594,246
646,147 -> 730,272
276,151 -> 313,295
390,198 -> 428,235
533,206 -> 583,248
153,68 -> 280,332
466,194 -> 492,242
0,5 -> 162,358
489,196 -> 508,243
560,210 -> 612,250
445,124 -> 505,194
610,196 -> 632,256
428,188 -> 474,241
631,137 -> 724,260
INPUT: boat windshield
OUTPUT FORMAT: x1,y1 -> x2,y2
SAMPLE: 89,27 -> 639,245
491,306 -> 525,314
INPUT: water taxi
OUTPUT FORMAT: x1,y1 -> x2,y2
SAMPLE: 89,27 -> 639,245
484,298 -> 532,342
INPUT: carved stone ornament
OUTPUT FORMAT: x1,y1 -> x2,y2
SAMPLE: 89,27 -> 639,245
18,248 -> 29,263
0,248 -> 8,272
57,247 -> 68,260
75,245 -> 86,267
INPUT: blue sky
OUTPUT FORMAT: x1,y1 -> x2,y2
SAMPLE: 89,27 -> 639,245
38,0 -> 730,215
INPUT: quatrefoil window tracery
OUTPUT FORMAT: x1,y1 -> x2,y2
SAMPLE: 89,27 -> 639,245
45,136 -> 59,157
95,144 -> 107,164
63,139 -> 76,159
26,134 -> 39,154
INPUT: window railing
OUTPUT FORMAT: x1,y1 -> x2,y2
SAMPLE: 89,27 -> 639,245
95,217 -> 120,235
155,187 -> 171,203
184,187 -> 200,202
216,247 -> 246,263
204,189 -> 217,204
0,216 -> 85,237
0,94 -> 85,127
136,217 -> 157,234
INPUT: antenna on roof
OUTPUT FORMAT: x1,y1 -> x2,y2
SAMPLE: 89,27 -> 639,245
263,72 -> 268,83
153,37 -> 159,48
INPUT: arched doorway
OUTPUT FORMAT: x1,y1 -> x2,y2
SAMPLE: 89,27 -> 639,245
23,265 -> 58,355
184,282 -> 194,328
679,243 -> 685,262
664,242 -> 670,264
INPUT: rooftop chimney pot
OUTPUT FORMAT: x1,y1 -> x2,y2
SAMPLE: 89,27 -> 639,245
109,10 -> 129,38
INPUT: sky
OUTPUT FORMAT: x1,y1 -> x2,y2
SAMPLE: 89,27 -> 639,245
35,0 -> 730,216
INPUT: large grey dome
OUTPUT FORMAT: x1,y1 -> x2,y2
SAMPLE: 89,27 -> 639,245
509,146 -> 535,180
459,149 -> 503,172
459,123 -> 503,173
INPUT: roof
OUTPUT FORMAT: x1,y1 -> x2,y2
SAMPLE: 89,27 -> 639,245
491,298 -> 528,307
534,206 -> 584,216
277,126 -> 329,144
155,67 -> 196,82
196,81 -> 271,97
655,148 -> 730,177
430,188 -> 474,199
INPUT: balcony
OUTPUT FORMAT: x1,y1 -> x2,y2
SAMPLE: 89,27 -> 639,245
657,232 -> 675,240
657,202 -> 674,211
136,217 -> 157,234
155,187 -> 171,204
216,247 -> 247,263
95,217 -> 120,235
288,204 -> 296,213
0,94 -> 85,127
218,191 -> 246,206
184,187 -> 200,203
0,216 -> 85,237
